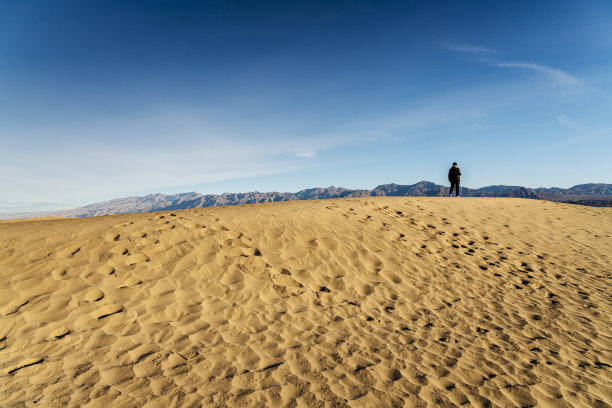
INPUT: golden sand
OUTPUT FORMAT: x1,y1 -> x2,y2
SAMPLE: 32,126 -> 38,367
0,197 -> 610,407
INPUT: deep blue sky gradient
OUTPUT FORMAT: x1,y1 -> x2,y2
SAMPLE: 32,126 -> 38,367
1,0 -> 611,211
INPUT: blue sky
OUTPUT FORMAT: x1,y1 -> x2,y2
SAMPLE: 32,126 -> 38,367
1,0 -> 611,212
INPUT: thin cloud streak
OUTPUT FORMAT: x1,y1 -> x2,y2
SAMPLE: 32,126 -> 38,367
448,43 -> 499,53
448,43 -> 581,90
557,114 -> 586,131
558,125 -> 612,146
492,61 -> 580,87
295,150 -> 317,158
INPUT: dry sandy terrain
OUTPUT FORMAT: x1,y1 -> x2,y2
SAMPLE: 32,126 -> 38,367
0,197 -> 610,407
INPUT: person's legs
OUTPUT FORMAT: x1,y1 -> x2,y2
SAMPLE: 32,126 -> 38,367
449,181 -> 456,196
455,180 -> 460,196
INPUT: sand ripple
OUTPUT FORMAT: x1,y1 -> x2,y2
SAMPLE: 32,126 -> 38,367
1,198 -> 611,407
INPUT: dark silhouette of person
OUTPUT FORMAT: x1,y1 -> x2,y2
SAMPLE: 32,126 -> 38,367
448,162 -> 461,197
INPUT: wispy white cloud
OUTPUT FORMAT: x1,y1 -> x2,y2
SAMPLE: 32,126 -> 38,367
558,125 -> 612,146
295,150 -> 317,158
448,43 -> 499,54
447,43 -> 581,91
349,106 -> 483,132
492,61 -> 580,87
557,114 -> 586,130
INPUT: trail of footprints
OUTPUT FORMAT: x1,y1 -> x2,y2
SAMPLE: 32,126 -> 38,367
311,199 -> 611,406
0,200 -> 610,407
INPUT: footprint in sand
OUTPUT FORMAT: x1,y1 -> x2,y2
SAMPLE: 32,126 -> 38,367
0,322 -> 15,341
384,305 -> 396,313
60,246 -> 81,258
50,327 -> 71,339
105,233 -> 121,242
98,265 -> 115,275
92,304 -> 124,319
85,288 -> 104,302
386,273 -> 402,284
52,267 -> 68,280
3,298 -> 29,315
271,272 -> 305,296
121,277 -> 142,287
126,253 -> 150,265
185,222 -> 205,229
271,273 -> 302,288
6,358 -> 44,375
241,247 -> 262,257
384,368 -> 403,381
358,284 -> 374,296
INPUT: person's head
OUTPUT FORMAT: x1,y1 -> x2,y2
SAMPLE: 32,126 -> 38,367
452,162 -> 457,166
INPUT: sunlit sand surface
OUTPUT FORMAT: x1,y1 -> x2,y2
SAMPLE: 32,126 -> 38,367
1,197 -> 610,407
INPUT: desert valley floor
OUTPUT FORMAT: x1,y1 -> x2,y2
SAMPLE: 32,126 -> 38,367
1,197 -> 610,407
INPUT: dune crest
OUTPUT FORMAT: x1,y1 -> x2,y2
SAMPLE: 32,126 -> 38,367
1,197 -> 610,407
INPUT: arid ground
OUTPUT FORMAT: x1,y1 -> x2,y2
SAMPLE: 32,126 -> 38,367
1,197 -> 610,407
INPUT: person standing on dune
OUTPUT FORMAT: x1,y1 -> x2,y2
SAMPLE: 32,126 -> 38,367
448,162 -> 461,197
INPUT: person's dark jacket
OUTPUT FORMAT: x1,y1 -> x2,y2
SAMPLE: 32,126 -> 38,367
448,166 -> 461,182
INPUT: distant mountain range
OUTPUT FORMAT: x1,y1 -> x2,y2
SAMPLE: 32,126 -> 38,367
2,181 -> 611,219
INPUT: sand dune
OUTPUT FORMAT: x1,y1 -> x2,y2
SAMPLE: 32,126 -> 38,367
1,197 -> 610,407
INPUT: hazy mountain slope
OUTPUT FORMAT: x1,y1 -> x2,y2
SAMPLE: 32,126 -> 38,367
2,182 -> 611,219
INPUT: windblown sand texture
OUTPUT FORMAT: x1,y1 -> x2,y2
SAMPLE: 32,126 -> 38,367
1,197 -> 611,407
